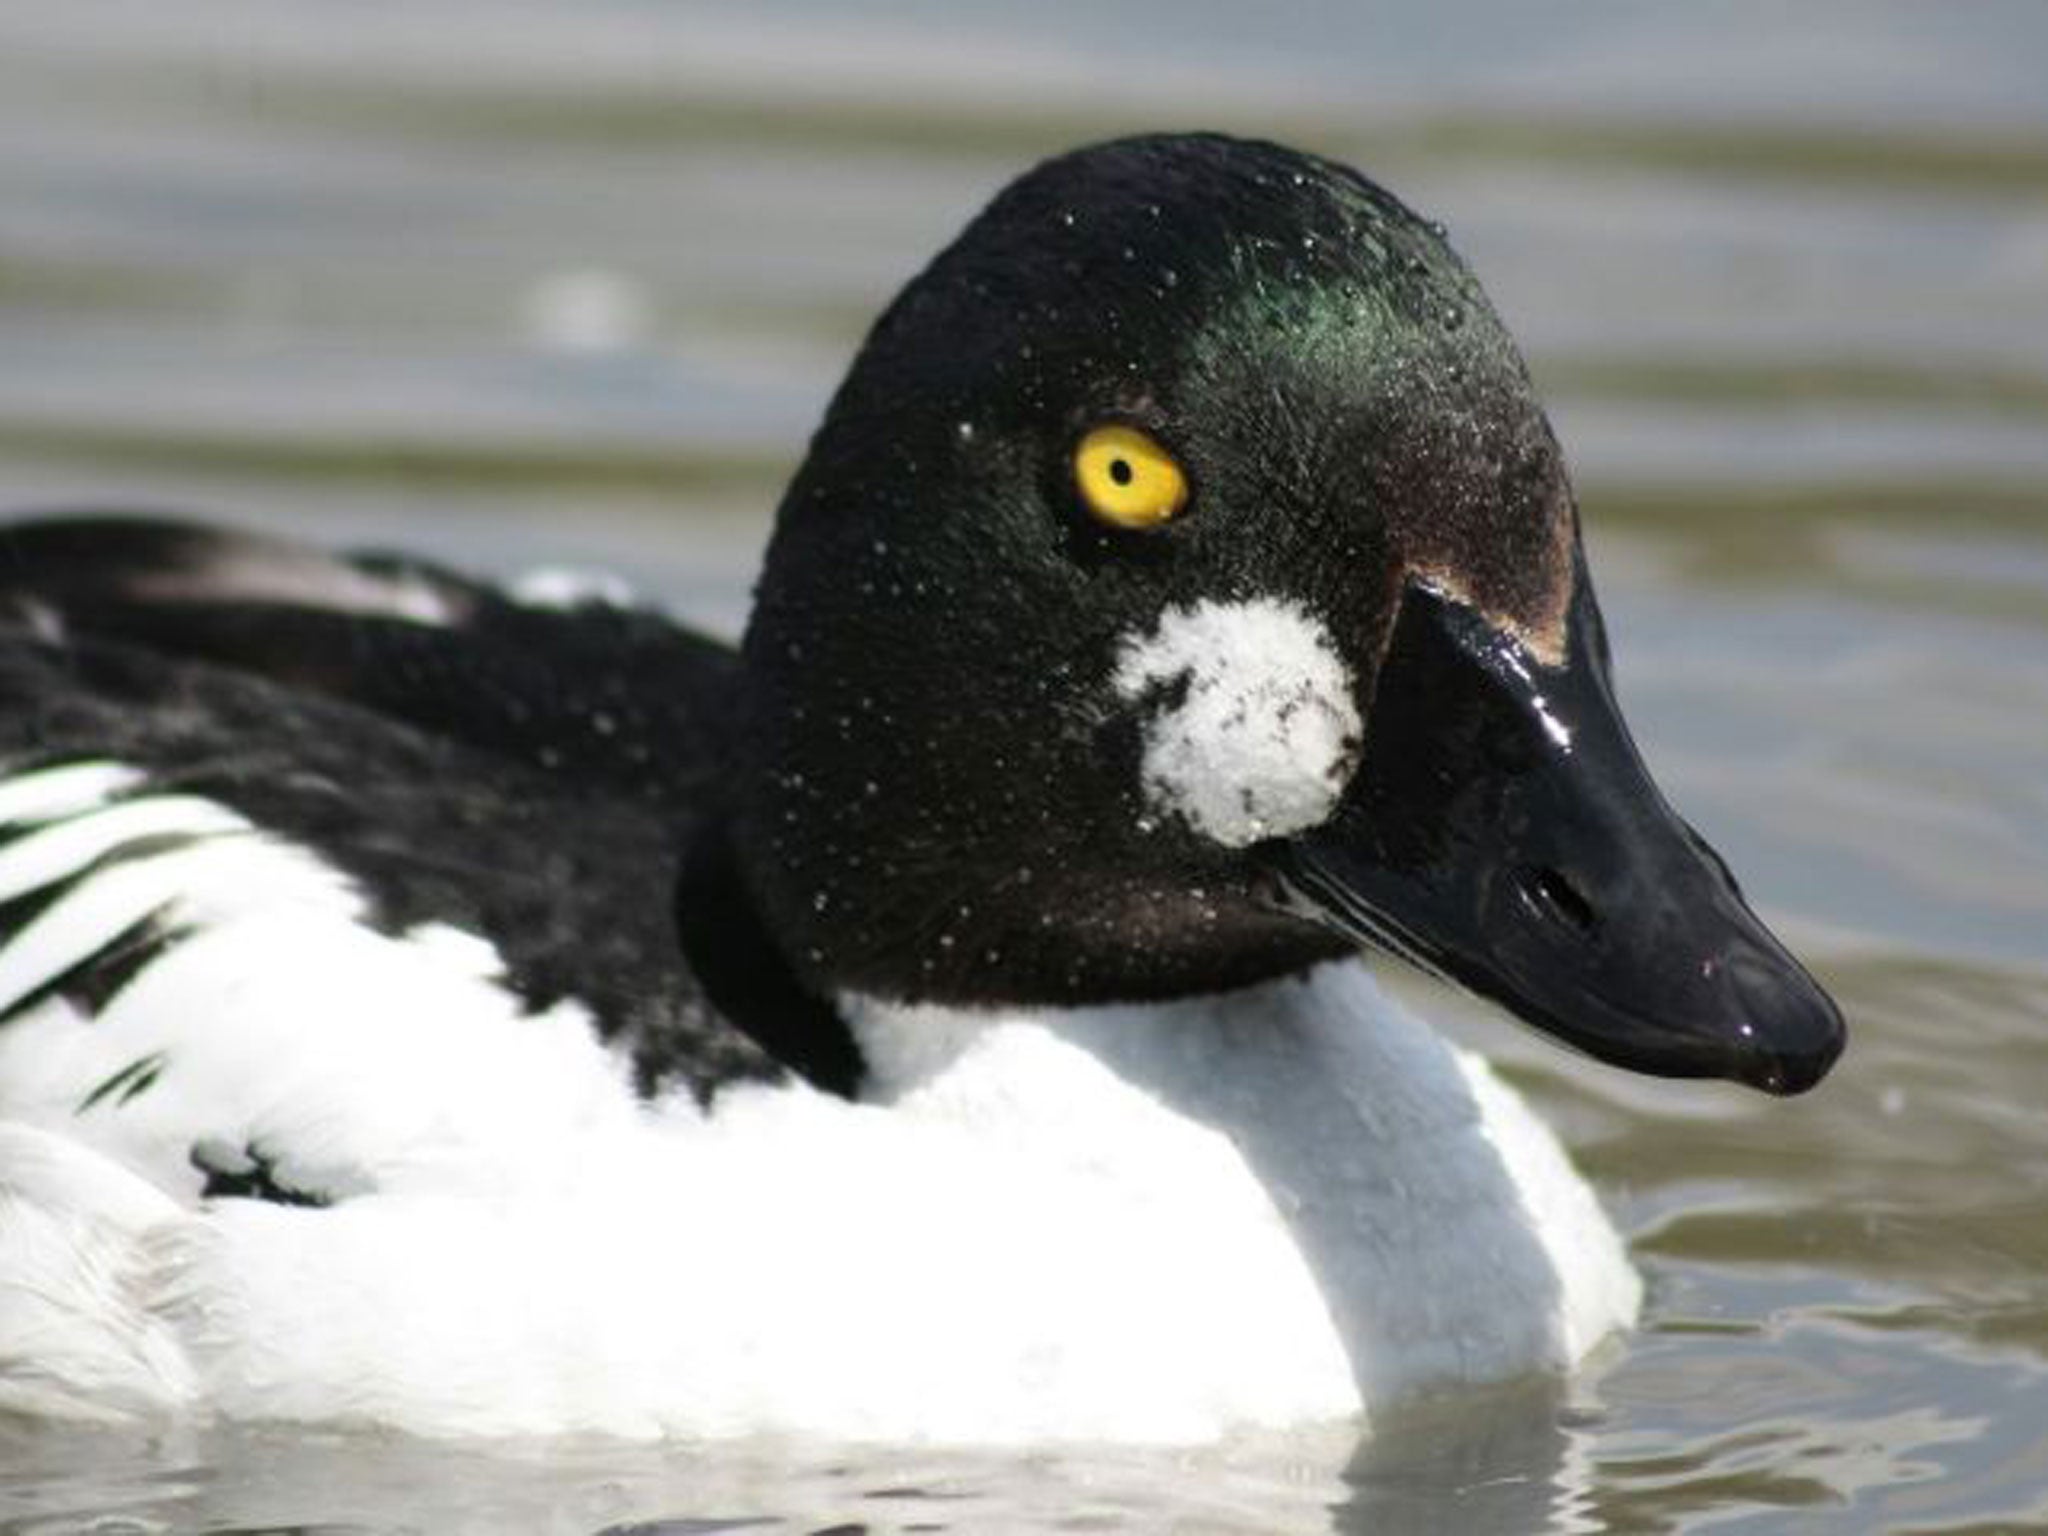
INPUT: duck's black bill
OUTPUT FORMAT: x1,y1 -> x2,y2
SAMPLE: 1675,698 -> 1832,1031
1264,570 -> 1844,1096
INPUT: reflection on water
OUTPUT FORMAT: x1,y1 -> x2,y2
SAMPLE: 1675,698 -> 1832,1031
2,1 -> 2046,1531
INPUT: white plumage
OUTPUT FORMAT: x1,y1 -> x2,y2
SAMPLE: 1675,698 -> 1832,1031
1114,597 -> 1364,848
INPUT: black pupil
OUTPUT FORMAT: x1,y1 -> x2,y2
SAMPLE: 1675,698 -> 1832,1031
1108,458 -> 1134,487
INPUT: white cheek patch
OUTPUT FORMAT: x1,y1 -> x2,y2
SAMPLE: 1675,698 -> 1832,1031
1113,598 -> 1362,847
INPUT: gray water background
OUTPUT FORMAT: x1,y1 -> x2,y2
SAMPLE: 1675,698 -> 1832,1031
2,2 -> 2047,1530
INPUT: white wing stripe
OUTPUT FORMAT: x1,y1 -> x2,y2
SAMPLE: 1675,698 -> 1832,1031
0,849 -> 198,1017
0,763 -> 146,830
0,798 -> 251,905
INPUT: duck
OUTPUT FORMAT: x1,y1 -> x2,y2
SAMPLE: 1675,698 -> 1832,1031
0,132 -> 1843,1446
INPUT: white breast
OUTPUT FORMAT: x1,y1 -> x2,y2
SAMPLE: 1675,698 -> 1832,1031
847,965 -> 1640,1431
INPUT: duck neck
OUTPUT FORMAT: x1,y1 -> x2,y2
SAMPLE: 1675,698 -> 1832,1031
674,815 -> 866,1097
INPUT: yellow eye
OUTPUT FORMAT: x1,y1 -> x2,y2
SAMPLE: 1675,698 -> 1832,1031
1073,425 -> 1188,530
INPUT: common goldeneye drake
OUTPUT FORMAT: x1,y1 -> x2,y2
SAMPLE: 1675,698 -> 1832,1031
0,133 -> 1842,1444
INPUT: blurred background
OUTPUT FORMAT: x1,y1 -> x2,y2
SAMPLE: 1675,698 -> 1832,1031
3,2 -> 2047,1532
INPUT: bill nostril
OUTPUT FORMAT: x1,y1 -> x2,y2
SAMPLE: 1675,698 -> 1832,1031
1520,864 -> 1599,936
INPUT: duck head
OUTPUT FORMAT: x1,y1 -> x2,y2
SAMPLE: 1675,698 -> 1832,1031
731,133 -> 1843,1096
